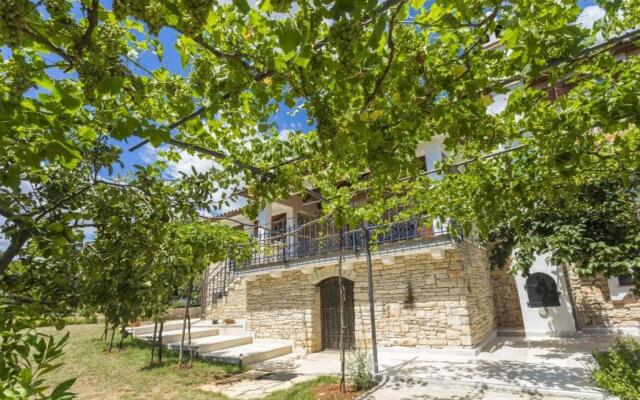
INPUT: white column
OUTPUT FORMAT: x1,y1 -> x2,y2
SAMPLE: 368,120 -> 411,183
286,206 -> 297,257
257,204 -> 272,238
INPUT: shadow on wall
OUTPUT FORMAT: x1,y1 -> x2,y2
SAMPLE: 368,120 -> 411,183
569,272 -> 640,330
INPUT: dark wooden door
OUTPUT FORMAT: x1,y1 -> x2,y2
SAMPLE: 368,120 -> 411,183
318,277 -> 355,350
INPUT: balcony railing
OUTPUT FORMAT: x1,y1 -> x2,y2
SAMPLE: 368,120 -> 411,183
232,214 -> 454,271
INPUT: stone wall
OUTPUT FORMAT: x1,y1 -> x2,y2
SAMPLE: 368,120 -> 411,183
245,271 -> 322,351
461,242 -> 497,345
207,242 -> 497,352
567,268 -> 640,330
352,251 -> 472,348
165,307 -> 202,320
490,267 -> 524,329
208,277 -> 247,322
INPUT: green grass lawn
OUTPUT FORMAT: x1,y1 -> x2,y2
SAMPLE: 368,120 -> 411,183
263,376 -> 339,400
40,323 -> 241,400
40,324 -> 343,400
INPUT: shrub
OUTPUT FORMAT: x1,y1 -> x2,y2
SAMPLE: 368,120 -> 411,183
591,336 -> 640,400
1,304 -> 76,399
346,347 -> 376,391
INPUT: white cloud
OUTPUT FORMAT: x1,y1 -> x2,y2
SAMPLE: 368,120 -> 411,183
577,5 -> 605,29
139,144 -> 216,178
166,150 -> 216,178
0,216 -> 8,251
279,128 -> 292,141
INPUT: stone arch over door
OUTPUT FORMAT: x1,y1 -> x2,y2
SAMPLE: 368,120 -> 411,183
317,276 -> 356,350
306,265 -> 357,284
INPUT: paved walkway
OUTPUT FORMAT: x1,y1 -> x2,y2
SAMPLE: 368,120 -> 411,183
362,378 -> 587,400
249,335 -> 619,399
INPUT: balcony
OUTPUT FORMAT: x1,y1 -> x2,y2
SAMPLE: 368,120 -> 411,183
231,214 -> 457,273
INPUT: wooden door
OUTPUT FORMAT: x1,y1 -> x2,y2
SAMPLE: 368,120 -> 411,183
318,277 -> 355,350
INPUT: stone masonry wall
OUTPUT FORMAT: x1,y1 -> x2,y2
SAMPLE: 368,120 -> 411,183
567,268 -> 640,330
352,251 -> 473,349
208,277 -> 247,322
490,267 -> 524,329
209,243 -> 497,352
461,242 -> 497,346
246,271 -> 322,351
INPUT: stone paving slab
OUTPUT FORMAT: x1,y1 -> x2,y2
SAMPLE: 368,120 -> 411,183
362,376 -> 597,400
376,336 -> 615,399
248,335 -> 623,399
200,371 -> 314,399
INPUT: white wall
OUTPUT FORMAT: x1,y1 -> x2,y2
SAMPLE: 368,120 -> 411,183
514,253 -> 577,337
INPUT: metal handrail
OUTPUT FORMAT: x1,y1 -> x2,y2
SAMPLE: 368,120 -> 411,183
233,215 -> 451,270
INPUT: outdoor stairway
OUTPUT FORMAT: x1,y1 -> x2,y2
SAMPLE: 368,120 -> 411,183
129,319 -> 292,367
137,326 -> 219,342
201,340 -> 293,367
166,334 -> 253,353
126,318 -> 201,336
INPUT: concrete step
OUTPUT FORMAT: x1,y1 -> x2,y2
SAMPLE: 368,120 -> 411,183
137,327 -> 219,342
201,340 -> 293,367
127,319 -> 201,336
188,320 -> 246,335
167,335 -> 253,354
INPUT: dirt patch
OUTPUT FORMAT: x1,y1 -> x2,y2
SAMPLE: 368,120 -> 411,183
312,383 -> 361,400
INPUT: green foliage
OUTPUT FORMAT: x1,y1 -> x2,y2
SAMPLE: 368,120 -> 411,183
592,337 -> 640,400
0,305 -> 75,399
34,313 -> 98,328
1,0 -> 640,397
346,347 -> 376,391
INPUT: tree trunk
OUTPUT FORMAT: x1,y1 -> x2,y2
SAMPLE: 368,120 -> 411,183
118,325 -> 126,350
0,230 -> 29,276
338,230 -> 346,394
108,324 -> 117,353
158,321 -> 164,363
178,280 -> 193,368
150,319 -> 158,365
101,319 -> 109,341
187,308 -> 193,367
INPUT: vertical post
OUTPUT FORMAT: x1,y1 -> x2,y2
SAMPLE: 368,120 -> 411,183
338,227 -> 346,394
362,222 -> 379,374
222,259 -> 228,298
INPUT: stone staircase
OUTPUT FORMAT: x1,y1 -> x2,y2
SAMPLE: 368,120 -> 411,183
127,319 -> 292,367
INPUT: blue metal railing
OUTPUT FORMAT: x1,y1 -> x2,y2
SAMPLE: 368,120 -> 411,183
232,214 -> 452,271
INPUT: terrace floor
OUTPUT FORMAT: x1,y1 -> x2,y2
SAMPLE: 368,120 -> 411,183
248,335 -> 623,399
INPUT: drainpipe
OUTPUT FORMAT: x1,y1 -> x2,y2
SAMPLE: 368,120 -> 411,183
362,222 -> 379,374
562,264 -> 582,333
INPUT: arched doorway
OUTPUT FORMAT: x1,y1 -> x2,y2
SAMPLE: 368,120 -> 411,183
515,253 -> 577,336
317,277 -> 355,350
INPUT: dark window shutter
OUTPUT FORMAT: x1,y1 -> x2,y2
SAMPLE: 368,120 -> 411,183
618,275 -> 634,286
525,273 -> 560,308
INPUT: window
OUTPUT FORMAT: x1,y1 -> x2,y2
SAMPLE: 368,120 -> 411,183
525,273 -> 560,308
618,274 -> 634,287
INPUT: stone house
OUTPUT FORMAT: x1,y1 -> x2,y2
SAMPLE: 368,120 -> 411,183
202,157 -> 639,355
201,35 -> 640,355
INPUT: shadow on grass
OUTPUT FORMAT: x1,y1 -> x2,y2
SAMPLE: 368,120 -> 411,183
263,376 -> 340,400
99,333 -> 244,375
